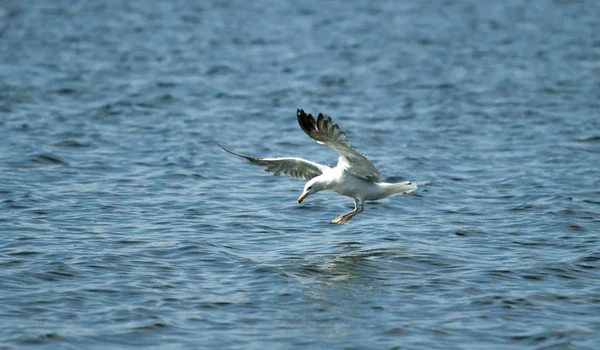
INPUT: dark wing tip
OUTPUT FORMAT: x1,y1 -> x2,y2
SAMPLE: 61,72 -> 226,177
218,143 -> 240,157
297,108 -> 317,136
217,143 -> 229,153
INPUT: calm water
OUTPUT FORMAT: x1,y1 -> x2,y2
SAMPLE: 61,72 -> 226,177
1,0 -> 599,348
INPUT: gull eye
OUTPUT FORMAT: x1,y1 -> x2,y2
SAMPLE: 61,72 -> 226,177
307,186 -> 312,190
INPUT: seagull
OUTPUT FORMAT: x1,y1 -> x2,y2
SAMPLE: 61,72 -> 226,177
219,109 -> 417,224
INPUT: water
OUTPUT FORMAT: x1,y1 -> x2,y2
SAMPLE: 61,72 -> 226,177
1,0 -> 599,348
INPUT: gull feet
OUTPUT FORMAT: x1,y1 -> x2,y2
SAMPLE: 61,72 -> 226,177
330,214 -> 345,224
330,214 -> 354,225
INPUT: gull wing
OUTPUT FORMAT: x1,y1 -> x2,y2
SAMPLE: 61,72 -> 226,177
218,144 -> 329,180
296,109 -> 382,182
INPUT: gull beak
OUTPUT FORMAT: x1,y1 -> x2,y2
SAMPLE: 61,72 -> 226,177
297,191 -> 309,204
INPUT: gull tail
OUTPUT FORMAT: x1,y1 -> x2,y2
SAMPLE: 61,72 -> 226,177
382,181 -> 417,197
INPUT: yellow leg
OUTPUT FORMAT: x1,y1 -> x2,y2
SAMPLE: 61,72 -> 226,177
330,199 -> 363,224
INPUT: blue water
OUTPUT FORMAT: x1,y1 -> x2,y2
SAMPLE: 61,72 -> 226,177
1,0 -> 599,348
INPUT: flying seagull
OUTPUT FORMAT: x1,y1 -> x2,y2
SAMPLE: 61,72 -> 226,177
219,109 -> 417,224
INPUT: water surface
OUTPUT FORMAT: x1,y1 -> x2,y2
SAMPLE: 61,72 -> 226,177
1,0 -> 599,348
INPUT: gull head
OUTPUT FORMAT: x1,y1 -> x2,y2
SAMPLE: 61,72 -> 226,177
297,178 -> 324,204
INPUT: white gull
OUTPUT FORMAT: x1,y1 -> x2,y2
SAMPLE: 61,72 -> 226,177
219,109 -> 416,224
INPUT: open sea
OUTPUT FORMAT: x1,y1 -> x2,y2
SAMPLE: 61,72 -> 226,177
1,0 -> 599,348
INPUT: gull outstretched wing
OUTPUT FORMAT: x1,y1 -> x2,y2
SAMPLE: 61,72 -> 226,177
218,144 -> 329,180
296,109 -> 382,182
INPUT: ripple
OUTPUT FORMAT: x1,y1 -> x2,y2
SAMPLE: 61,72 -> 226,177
52,139 -> 91,148
55,87 -> 77,95
29,153 -> 66,165
21,333 -> 64,345
575,135 -> 600,143
319,74 -> 347,87
205,65 -> 236,76
133,323 -> 169,331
